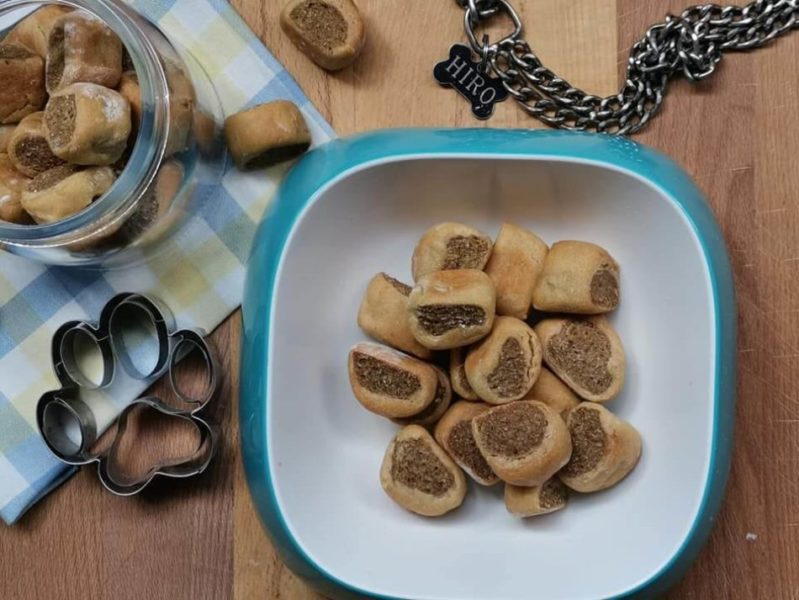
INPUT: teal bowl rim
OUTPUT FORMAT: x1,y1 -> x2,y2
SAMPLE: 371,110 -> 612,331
240,128 -> 737,600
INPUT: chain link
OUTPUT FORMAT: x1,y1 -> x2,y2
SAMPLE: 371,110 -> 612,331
456,0 -> 798,134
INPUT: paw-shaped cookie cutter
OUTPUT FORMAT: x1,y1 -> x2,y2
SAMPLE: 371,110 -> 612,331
36,293 -> 221,496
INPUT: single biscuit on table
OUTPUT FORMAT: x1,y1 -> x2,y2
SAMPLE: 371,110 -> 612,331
559,403 -> 641,493
380,425 -> 467,517
357,273 -> 432,359
411,222 -> 493,281
408,269 -> 496,350
392,366 -> 452,427
224,100 -> 310,170
532,240 -> 620,314
471,400 -> 572,487
7,112 -> 65,177
0,154 -> 32,224
465,316 -> 542,404
449,346 -> 478,401
522,367 -> 579,421
504,478 -> 568,517
4,6 -> 73,58
280,0 -> 366,71
348,342 -> 439,419
44,83 -> 132,165
484,223 -> 548,319
535,315 -> 625,403
0,45 -> 46,125
0,126 -> 16,153
434,401 -> 498,486
46,12 -> 123,93
21,165 -> 116,224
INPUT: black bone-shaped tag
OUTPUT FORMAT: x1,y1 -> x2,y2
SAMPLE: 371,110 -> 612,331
434,44 -> 509,120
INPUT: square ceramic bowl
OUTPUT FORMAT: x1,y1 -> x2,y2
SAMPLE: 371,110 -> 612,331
241,129 -> 736,600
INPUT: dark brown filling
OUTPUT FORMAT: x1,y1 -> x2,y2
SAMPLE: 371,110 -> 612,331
416,304 -> 486,336
352,352 -> 421,399
457,363 -> 475,396
244,142 -> 311,169
394,377 -> 446,425
478,403 -> 546,458
487,337 -> 531,398
382,273 -> 411,296
290,0 -> 348,51
122,49 -> 135,72
561,407 -> 607,477
547,320 -> 613,395
27,165 -> 76,192
448,420 -> 494,481
45,95 -> 77,149
0,44 -> 33,59
15,137 -> 65,173
590,265 -> 619,309
391,438 -> 454,497
45,23 -> 66,90
539,478 -> 567,509
443,235 -> 490,269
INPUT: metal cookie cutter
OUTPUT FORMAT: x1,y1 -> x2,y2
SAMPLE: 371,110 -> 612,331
36,293 -> 221,496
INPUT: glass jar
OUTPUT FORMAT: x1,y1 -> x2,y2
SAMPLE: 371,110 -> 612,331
0,0 -> 226,266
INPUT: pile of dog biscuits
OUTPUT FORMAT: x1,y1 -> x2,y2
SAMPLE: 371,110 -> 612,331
349,222 -> 642,518
1,7 -> 141,225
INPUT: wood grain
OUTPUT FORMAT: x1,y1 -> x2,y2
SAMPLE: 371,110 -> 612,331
1,1 -> 797,598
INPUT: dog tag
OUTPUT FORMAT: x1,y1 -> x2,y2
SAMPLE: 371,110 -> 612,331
434,44 -> 508,120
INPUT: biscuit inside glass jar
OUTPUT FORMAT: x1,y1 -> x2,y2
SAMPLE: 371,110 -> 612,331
0,2 -> 221,264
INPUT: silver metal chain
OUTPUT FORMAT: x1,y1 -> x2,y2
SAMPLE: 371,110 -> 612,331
455,0 -> 798,134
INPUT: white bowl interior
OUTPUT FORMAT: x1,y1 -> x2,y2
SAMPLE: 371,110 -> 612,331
268,157 -> 715,600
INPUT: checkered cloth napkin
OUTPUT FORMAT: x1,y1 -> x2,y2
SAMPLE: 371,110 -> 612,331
0,0 -> 333,524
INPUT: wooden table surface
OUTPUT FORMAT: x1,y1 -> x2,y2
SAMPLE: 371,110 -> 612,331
2,1 -> 798,598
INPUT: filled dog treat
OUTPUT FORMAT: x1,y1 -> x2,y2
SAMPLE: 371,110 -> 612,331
348,342 -> 439,419
6,112 -> 65,177
504,478 -> 568,517
471,400 -> 571,487
411,222 -> 493,281
535,315 -> 625,402
357,272 -> 432,359
164,63 -> 195,157
0,154 -> 32,224
380,425 -> 467,517
21,165 -> 116,224
484,223 -> 548,319
45,11 -> 123,93
193,109 -> 218,155
449,346 -> 478,401
4,6 -> 73,58
0,126 -> 15,153
82,160 -> 184,252
280,0 -> 366,71
522,367 -> 580,421
559,403 -> 641,493
434,401 -> 498,485
392,367 -> 452,427
117,71 -> 142,133
533,240 -> 620,314
224,100 -> 311,169
464,316 -> 542,404
0,44 -> 47,125
408,269 -> 496,350
44,83 -> 132,166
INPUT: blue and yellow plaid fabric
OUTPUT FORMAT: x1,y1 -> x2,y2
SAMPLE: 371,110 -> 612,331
0,0 -> 333,524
